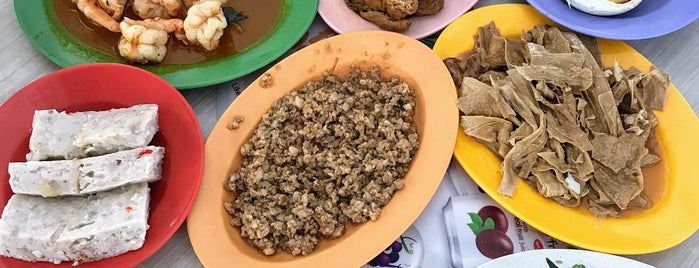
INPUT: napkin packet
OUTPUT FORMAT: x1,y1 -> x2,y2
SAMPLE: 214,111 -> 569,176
361,160 -> 571,268
445,161 -> 571,268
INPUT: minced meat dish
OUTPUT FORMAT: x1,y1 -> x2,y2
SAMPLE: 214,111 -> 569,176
224,67 -> 420,256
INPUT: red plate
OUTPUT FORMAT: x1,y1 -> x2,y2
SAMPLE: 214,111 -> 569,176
0,63 -> 204,268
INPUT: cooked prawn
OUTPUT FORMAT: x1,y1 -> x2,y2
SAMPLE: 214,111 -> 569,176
183,0 -> 227,51
72,0 -> 121,32
123,17 -> 186,41
132,0 -> 183,19
97,0 -> 127,20
118,19 -> 171,63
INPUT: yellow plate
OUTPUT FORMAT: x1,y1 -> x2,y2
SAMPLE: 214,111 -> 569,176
187,31 -> 458,267
434,4 -> 699,255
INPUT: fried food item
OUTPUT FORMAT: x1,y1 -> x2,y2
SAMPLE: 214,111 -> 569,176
183,0 -> 227,51
71,0 -> 121,32
359,11 -> 411,32
384,0 -> 418,19
415,0 -> 444,15
345,0 -> 448,31
346,0 -> 418,20
133,0 -> 183,19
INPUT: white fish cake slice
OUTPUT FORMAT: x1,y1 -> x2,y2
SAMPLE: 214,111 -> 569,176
74,104 -> 159,156
79,146 -> 164,194
0,183 -> 150,265
7,160 -> 81,197
27,109 -> 89,161
9,146 -> 164,197
0,194 -> 86,264
26,104 -> 159,161
57,183 -> 150,265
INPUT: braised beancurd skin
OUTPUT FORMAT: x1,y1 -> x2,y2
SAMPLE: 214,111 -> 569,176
444,22 -> 669,217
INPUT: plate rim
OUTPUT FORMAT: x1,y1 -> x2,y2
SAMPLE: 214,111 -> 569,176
0,63 -> 205,267
434,3 -> 699,255
476,249 -> 655,268
13,0 -> 318,89
186,30 -> 458,267
525,0 -> 699,40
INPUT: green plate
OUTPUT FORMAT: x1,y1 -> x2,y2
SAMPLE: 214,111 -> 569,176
14,0 -> 318,89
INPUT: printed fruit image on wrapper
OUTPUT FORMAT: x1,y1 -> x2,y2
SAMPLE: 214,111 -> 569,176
362,225 -> 424,268
476,206 -> 508,232
467,206 -> 513,259
443,195 -> 571,268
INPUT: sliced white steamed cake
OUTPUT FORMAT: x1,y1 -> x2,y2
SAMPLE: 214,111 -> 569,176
57,183 -> 150,264
26,109 -> 89,161
74,104 -> 159,156
26,104 -> 159,161
0,194 -> 86,264
7,160 -> 81,197
0,183 -> 150,265
79,146 -> 164,194
8,146 -> 164,197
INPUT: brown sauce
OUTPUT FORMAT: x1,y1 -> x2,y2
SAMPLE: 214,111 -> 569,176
634,135 -> 666,212
580,135 -> 666,217
53,0 -> 282,65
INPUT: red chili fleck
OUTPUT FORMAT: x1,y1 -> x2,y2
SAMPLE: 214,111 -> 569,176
137,149 -> 153,158
126,206 -> 133,212
297,118 -> 305,125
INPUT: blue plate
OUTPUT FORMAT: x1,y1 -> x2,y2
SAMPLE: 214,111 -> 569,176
526,0 -> 699,40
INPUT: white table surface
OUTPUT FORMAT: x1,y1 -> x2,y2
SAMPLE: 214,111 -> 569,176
0,0 -> 697,267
